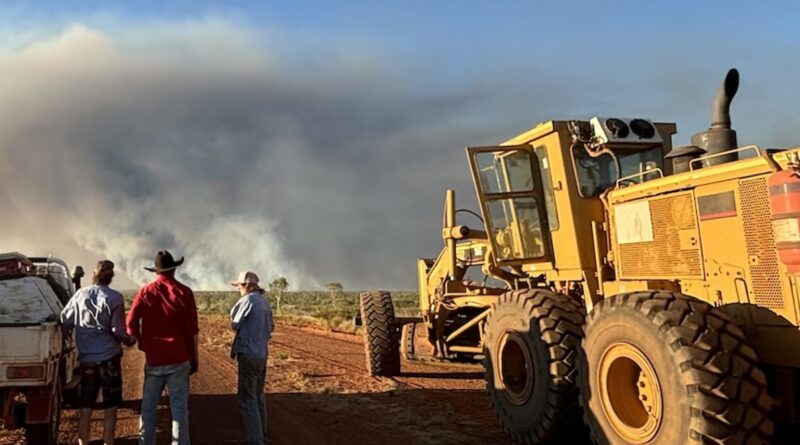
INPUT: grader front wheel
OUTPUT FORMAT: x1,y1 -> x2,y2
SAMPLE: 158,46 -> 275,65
483,289 -> 586,444
580,292 -> 773,445
360,291 -> 401,376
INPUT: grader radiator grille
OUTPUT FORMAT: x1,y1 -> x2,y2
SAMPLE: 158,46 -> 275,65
618,193 -> 703,278
739,177 -> 784,309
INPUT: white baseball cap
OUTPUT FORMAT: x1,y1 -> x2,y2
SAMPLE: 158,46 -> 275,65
231,271 -> 259,287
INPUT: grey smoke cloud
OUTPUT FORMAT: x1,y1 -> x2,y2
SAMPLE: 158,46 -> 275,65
0,22 -> 521,290
2,20 -> 799,290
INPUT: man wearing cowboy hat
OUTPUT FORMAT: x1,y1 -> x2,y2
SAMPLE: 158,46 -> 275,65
126,251 -> 198,445
229,271 -> 274,445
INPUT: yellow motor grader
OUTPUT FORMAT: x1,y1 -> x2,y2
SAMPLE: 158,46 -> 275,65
360,69 -> 800,444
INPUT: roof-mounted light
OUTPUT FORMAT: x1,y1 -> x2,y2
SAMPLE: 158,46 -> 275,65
589,117 -> 663,147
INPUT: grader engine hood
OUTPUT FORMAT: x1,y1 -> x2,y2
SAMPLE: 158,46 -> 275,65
605,147 -> 800,324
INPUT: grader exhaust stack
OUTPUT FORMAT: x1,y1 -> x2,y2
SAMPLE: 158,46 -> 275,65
691,68 -> 740,166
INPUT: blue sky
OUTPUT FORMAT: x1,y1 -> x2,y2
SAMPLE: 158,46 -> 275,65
4,2 -> 799,67
1,2 -> 799,289
4,2 -> 798,134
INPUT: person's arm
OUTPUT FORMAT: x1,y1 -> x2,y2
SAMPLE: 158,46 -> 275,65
187,289 -> 199,374
230,297 -> 252,331
126,288 -> 145,341
110,297 -> 126,340
266,303 -> 274,336
111,293 -> 135,346
59,291 -> 79,334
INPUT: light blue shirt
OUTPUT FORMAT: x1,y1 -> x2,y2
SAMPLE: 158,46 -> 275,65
60,285 -> 126,363
230,292 -> 274,360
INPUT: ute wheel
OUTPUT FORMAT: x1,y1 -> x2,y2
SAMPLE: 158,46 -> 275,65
360,291 -> 401,376
25,379 -> 61,445
483,288 -> 586,444
580,291 -> 773,445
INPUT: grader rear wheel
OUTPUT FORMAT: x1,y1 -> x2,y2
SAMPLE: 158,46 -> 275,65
483,288 -> 586,444
360,291 -> 401,376
580,291 -> 773,445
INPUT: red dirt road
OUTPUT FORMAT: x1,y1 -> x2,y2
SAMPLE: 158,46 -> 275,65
3,318 -> 516,444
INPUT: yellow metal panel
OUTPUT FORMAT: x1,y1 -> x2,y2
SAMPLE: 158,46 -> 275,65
614,192 -> 704,279
738,177 -> 787,310
500,121 -> 556,147
694,182 -> 750,306
417,258 -> 433,313
602,280 -> 680,296
540,130 -> 584,271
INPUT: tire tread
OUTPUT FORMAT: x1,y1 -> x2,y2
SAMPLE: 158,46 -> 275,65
360,291 -> 401,376
581,292 -> 773,445
484,288 -> 586,444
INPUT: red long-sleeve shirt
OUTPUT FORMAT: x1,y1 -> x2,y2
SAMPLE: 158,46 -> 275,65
126,274 -> 199,366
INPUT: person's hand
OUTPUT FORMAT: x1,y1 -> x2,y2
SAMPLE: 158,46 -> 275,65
122,335 -> 137,347
190,360 -> 198,375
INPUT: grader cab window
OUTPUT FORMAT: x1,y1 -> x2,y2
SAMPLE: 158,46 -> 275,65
572,145 -> 618,197
572,144 -> 664,197
486,198 -> 545,260
534,145 -> 559,231
469,146 -> 550,262
475,150 -> 534,193
619,146 -> 663,181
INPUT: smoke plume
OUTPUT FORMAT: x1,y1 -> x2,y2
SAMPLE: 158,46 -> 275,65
2,20 -> 799,290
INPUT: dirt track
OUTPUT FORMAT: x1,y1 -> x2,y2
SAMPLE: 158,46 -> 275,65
2,317 -> 515,444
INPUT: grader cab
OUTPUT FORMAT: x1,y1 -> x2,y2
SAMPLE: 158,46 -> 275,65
360,69 -> 800,444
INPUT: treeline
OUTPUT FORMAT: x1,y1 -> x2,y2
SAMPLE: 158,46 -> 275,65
122,289 -> 419,320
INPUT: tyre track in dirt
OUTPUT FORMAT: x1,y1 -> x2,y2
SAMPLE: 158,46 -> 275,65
194,323 -> 505,444
269,336 -> 427,390
267,324 -> 508,441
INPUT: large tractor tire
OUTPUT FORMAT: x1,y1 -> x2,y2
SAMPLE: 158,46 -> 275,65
483,288 -> 586,444
360,291 -> 401,376
579,291 -> 773,445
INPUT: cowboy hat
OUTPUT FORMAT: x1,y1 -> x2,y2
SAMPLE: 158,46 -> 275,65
144,250 -> 185,272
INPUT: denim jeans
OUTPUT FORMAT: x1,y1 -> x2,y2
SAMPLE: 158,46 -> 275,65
139,361 -> 191,445
237,355 -> 267,445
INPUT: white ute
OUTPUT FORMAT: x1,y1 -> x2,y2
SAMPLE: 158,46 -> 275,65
0,252 -> 84,445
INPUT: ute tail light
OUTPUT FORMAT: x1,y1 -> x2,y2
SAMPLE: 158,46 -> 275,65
6,365 -> 45,380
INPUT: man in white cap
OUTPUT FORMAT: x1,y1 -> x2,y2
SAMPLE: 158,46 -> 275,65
230,271 -> 274,445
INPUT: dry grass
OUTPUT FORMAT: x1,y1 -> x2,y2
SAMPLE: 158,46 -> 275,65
376,377 -> 399,392
285,371 -> 313,391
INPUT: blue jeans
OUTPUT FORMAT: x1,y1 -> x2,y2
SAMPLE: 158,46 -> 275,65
237,355 -> 267,445
139,361 -> 191,445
